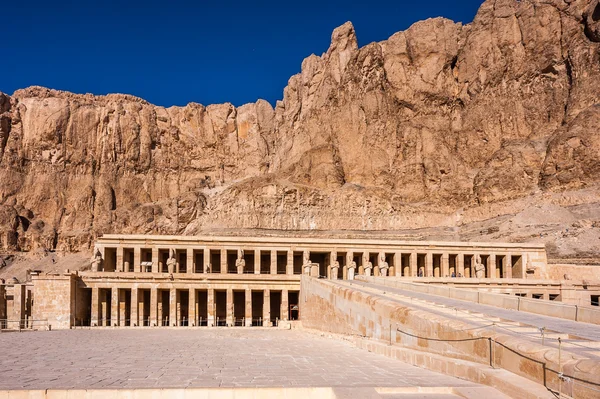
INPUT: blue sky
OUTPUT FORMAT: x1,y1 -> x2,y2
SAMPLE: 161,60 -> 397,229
1,0 -> 484,107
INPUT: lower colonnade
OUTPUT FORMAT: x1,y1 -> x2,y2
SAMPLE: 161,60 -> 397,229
89,285 -> 300,328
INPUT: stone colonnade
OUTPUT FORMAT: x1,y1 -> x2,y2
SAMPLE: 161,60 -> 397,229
89,285 -> 296,328
93,241 -> 539,281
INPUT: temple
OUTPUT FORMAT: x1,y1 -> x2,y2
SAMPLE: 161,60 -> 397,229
4,233 -> 587,330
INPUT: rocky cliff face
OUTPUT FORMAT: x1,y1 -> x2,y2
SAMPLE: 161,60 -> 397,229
1,0 -> 600,258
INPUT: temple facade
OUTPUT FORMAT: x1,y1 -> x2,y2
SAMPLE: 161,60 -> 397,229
2,234 -> 553,329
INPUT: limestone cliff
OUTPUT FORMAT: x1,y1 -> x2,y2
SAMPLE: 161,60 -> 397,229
1,0 -> 600,260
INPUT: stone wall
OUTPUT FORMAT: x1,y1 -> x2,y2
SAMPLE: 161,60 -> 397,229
300,276 -> 600,398
32,274 -> 76,329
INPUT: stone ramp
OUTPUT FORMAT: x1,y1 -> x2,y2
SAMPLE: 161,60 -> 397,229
345,279 -> 600,360
334,387 -> 512,399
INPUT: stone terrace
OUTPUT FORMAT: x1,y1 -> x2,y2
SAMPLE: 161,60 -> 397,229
0,329 -> 481,390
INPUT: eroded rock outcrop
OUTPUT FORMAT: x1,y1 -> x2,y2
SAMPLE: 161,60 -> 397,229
1,0 -> 600,258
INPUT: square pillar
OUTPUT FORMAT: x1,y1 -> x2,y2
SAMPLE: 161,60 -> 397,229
441,254 -> 450,277
12,285 -> 26,329
504,254 -> 513,278
188,288 -> 196,326
207,289 -> 215,327
457,253 -> 465,277
100,291 -> 108,327
488,254 -> 497,279
131,288 -> 138,326
286,250 -> 294,275
134,247 -> 142,273
116,247 -> 124,272
254,250 -> 261,274
150,287 -> 158,326
392,252 -> 401,277
281,289 -> 289,321
221,249 -> 228,274
111,287 -> 119,327
263,289 -> 271,327
245,289 -> 252,327
119,289 -> 127,326
410,252 -> 417,277
519,253 -> 527,278
170,288 -> 177,326
0,286 -> 6,325
425,253 -> 433,277
151,248 -> 159,273
203,249 -> 210,273
270,250 -> 277,275
187,248 -> 194,274
90,287 -> 99,326
226,288 -> 234,326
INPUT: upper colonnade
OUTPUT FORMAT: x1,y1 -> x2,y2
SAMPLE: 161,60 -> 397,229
91,235 -> 548,280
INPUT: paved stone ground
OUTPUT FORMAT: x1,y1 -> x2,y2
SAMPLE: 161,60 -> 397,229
0,329 -> 479,390
345,280 -> 600,359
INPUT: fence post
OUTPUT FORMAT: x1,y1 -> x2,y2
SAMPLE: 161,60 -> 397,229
488,337 -> 493,368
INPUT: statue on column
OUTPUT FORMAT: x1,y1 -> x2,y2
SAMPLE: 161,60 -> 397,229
166,249 -> 177,274
90,247 -> 103,272
330,251 -> 340,280
474,254 -> 485,278
347,254 -> 356,280
378,252 -> 389,277
363,253 -> 373,276
302,250 -> 312,275
236,249 -> 246,274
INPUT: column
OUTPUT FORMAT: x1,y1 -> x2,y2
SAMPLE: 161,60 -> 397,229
254,250 -> 261,274
221,249 -> 228,274
0,286 -> 5,327
519,253 -> 527,278
287,250 -> 294,275
442,254 -> 450,277
488,254 -> 497,279
457,253 -> 465,277
410,252 -> 417,277
203,249 -> 210,273
392,252 -> 401,277
245,289 -> 252,327
170,288 -> 177,326
270,250 -> 277,275
150,287 -> 158,326
226,288 -> 234,326
188,288 -> 196,326
116,246 -> 124,272
101,291 -> 108,326
91,287 -> 99,326
131,288 -> 138,326
263,289 -> 271,327
119,290 -> 126,326
504,254 -> 513,279
152,248 -> 159,273
187,248 -> 194,274
207,289 -> 215,326
425,253 -> 433,277
111,287 -> 119,327
134,247 -> 142,273
281,289 -> 289,321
